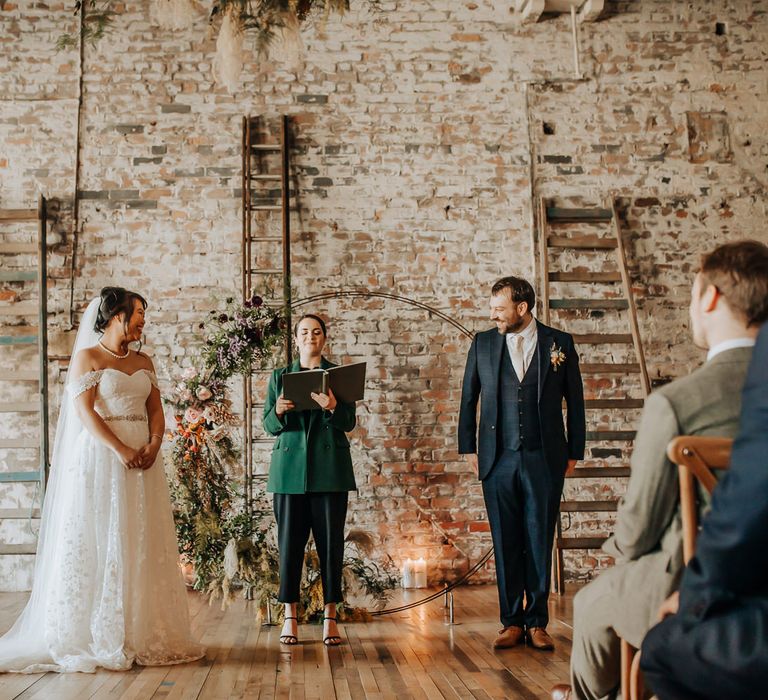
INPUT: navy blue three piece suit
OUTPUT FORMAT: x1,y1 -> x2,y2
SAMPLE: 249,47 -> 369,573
458,320 -> 585,629
640,322 -> 768,699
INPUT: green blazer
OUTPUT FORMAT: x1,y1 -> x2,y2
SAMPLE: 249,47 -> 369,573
263,357 -> 357,494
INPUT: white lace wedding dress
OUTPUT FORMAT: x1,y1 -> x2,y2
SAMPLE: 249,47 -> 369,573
0,366 -> 204,673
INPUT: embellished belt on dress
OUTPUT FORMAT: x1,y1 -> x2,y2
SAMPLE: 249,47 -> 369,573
102,414 -> 146,422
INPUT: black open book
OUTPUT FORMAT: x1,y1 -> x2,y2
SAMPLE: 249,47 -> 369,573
282,362 -> 367,411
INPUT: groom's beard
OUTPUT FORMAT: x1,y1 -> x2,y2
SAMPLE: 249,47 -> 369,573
497,317 -> 526,334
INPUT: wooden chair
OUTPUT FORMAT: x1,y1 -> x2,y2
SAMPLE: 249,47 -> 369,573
667,436 -> 733,564
619,435 -> 733,700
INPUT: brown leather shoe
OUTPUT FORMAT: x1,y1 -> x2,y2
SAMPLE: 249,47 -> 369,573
550,684 -> 572,700
493,625 -> 525,649
527,626 -> 555,650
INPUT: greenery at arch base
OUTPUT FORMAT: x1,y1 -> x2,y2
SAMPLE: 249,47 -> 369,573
165,294 -> 398,622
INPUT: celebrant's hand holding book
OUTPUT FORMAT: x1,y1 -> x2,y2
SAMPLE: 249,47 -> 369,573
282,361 -> 366,411
310,388 -> 337,411
275,395 -> 295,417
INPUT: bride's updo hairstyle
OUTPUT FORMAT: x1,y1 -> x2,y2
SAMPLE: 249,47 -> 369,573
94,286 -> 147,336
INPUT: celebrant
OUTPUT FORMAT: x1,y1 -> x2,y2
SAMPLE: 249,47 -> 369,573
262,313 -> 357,647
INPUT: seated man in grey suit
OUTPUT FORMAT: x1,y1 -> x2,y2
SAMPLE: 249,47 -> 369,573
551,239 -> 768,700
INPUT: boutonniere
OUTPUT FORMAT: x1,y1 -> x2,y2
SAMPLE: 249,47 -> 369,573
550,342 -> 566,371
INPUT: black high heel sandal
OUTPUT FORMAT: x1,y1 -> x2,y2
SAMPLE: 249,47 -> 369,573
322,616 -> 342,647
280,616 -> 299,645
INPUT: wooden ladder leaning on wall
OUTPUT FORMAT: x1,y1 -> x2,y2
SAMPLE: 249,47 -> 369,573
537,197 -> 650,593
0,197 -> 49,576
241,115 -> 292,518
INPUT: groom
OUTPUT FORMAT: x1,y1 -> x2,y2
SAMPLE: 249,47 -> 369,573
459,276 -> 585,650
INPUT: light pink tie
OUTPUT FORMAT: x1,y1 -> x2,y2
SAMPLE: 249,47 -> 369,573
511,334 -> 525,380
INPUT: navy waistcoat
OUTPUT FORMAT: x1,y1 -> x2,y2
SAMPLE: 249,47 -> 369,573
498,344 -> 542,451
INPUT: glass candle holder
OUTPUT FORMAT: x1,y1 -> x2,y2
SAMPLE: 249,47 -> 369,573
401,558 -> 415,588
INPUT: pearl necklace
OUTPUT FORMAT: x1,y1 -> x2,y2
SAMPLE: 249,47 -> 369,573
99,340 -> 130,359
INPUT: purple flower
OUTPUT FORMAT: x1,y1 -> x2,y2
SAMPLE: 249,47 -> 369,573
251,295 -> 263,307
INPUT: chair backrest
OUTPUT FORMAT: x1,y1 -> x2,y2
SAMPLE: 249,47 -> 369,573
666,436 -> 734,564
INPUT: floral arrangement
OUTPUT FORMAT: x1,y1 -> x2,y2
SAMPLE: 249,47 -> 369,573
200,294 -> 284,378
166,294 -> 283,590
59,1 -> 380,91
550,342 -> 566,371
164,293 -> 398,619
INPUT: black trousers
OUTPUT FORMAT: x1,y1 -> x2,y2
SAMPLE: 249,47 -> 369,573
481,448 -> 564,628
640,597 -> 768,700
273,492 -> 349,605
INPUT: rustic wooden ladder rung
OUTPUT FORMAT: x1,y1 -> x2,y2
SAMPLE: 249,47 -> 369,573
581,363 -> 640,374
572,333 -> 634,344
538,197 -> 650,594
548,234 -> 617,249
570,466 -> 631,478
550,271 -> 622,282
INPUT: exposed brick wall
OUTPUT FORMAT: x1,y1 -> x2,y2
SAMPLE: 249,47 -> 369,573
1,0 -> 767,590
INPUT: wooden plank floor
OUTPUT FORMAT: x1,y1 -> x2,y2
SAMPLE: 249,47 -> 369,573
0,585 -> 576,699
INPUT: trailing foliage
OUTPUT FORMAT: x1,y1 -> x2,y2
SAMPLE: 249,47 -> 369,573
57,1 -> 115,50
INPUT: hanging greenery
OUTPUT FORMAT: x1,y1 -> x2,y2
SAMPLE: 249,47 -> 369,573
58,1 -> 380,89
57,1 -> 115,50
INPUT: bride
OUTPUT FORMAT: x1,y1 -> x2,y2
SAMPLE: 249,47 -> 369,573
0,287 -> 204,673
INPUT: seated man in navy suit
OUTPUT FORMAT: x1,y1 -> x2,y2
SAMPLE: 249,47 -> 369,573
639,320 -> 768,699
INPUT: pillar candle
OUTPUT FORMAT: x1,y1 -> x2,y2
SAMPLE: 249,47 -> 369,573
414,557 -> 427,588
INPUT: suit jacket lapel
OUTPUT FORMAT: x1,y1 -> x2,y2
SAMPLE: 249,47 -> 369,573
537,322 -> 553,401
488,330 -> 505,393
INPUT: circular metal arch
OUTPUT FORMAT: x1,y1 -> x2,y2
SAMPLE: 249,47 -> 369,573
291,289 -> 474,339
290,289 -> 493,615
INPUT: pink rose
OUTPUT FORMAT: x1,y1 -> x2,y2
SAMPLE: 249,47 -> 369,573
182,367 -> 197,380
196,385 -> 213,401
184,407 -> 203,424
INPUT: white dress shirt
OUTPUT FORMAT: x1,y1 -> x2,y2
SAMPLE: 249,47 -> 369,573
706,337 -> 756,362
506,318 -> 539,377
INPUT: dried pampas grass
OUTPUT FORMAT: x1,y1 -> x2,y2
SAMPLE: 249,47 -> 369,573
213,8 -> 244,93
223,537 -> 239,580
152,0 -> 201,30
272,11 -> 305,73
